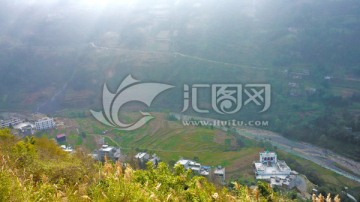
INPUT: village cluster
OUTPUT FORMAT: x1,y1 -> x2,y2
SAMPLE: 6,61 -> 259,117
0,112 -> 56,135
1,113 -> 298,189
87,143 -> 297,188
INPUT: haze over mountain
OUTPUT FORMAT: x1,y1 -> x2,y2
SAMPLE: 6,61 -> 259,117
0,0 -> 360,160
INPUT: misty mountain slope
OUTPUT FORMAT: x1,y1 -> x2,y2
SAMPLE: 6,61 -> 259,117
0,0 -> 359,160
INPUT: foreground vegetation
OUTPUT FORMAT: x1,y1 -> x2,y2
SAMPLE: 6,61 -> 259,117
0,129 -> 341,201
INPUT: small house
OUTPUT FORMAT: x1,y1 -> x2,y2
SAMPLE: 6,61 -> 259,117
56,134 -> 66,142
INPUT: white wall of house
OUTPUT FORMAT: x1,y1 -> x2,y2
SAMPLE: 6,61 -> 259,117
35,118 -> 55,130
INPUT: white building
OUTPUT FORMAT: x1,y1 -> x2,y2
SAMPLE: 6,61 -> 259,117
135,152 -> 150,162
35,117 -> 56,130
14,122 -> 36,136
214,166 -> 226,184
259,151 -> 278,165
176,159 -> 201,173
254,151 -> 291,180
135,152 -> 160,168
148,154 -> 160,165
60,145 -> 74,153
98,145 -> 121,162
0,117 -> 23,128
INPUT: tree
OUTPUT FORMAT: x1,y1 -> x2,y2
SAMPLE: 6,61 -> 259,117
257,181 -> 272,198
80,131 -> 87,138
193,156 -> 200,162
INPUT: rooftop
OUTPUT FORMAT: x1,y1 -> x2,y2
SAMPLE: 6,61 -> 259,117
99,145 -> 119,153
60,145 -> 74,153
56,134 -> 66,139
260,151 -> 277,156
36,117 -> 54,122
176,159 -> 190,166
135,152 -> 149,159
14,122 -> 35,130
214,167 -> 225,175
176,159 -> 202,171
255,151 -> 291,180
100,147 -> 114,152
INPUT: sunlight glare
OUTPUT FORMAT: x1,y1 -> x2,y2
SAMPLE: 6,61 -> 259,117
81,0 -> 135,7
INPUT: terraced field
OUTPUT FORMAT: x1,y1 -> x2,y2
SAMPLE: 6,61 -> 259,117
52,112 -> 262,181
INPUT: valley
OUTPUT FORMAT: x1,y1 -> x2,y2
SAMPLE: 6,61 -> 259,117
30,111 -> 360,197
